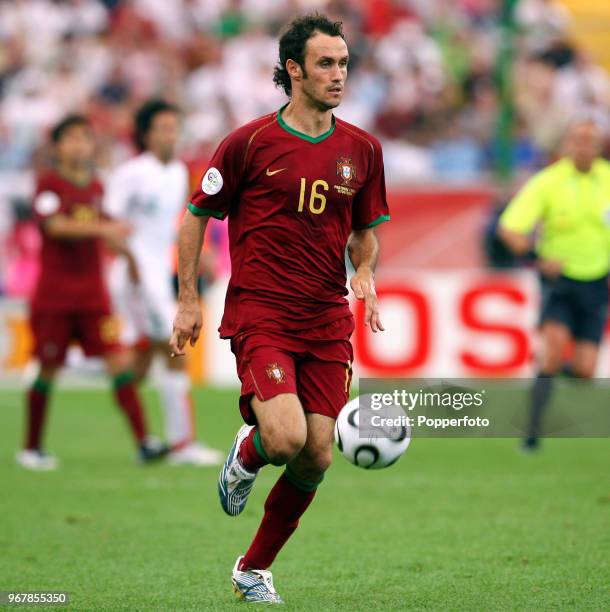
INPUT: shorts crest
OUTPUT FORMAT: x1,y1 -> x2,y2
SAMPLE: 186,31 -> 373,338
266,362 -> 286,384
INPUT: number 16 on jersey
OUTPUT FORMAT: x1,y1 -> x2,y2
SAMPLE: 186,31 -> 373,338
298,178 -> 329,215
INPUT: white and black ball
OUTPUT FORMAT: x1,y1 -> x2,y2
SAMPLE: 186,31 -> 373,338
334,394 -> 411,469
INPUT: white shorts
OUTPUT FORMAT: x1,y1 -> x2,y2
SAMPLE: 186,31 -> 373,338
109,260 -> 176,345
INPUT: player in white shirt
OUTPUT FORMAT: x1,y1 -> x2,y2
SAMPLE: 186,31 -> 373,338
105,100 -> 222,466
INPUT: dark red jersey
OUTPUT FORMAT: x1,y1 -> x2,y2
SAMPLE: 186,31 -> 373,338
188,106 -> 390,339
31,170 -> 110,313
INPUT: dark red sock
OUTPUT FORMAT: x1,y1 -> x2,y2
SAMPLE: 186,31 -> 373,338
240,473 -> 317,571
113,373 -> 147,444
25,379 -> 52,450
239,427 -> 270,471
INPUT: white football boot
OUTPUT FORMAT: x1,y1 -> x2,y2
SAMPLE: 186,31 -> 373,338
16,449 -> 59,471
231,556 -> 283,604
218,425 -> 259,516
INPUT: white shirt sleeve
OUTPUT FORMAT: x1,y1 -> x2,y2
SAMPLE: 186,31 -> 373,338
103,165 -> 132,220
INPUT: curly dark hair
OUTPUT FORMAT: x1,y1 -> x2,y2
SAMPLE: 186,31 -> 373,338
134,99 -> 179,151
273,13 -> 345,97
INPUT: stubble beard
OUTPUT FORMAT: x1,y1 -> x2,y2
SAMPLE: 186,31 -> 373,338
307,94 -> 341,112
302,83 -> 341,112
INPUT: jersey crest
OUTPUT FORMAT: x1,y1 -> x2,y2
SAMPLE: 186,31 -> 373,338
337,157 -> 356,184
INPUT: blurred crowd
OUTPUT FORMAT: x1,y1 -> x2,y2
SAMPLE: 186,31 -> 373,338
1,0 -> 610,293
2,0 -> 609,177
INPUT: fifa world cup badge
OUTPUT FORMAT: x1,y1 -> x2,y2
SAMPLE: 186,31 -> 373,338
266,363 -> 286,384
201,167 -> 223,195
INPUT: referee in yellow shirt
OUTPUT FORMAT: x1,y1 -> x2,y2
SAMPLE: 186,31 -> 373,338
499,115 -> 610,450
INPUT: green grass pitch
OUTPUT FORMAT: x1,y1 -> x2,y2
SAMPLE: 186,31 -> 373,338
0,386 -> 608,611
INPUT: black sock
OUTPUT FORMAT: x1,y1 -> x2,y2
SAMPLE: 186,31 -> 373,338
527,372 -> 554,440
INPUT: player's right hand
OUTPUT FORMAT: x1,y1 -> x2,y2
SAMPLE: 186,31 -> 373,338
170,300 -> 203,357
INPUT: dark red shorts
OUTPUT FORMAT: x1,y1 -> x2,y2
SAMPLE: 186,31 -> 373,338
30,309 -> 121,366
231,316 -> 355,424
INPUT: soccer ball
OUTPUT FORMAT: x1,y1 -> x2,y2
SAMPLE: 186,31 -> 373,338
334,394 -> 411,469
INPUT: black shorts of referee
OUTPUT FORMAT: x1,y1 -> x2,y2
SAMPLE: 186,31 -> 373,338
539,274 -> 609,344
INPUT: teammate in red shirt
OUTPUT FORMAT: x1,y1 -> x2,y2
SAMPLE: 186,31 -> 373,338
170,14 -> 389,602
17,115 -> 167,471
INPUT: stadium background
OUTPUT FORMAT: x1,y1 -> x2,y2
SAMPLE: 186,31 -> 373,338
1,3 -> 609,610
0,0 -> 610,384
1,0 -> 610,383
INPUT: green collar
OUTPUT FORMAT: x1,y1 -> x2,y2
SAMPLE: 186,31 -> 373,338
276,104 -> 336,144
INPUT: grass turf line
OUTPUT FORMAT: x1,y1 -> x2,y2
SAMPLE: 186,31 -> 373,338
0,387 -> 608,611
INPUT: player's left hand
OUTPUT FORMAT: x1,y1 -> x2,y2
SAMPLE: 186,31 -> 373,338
170,299 -> 203,357
350,269 -> 385,332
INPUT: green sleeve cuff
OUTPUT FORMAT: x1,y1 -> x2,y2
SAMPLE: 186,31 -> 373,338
361,214 -> 390,229
187,203 -> 226,220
